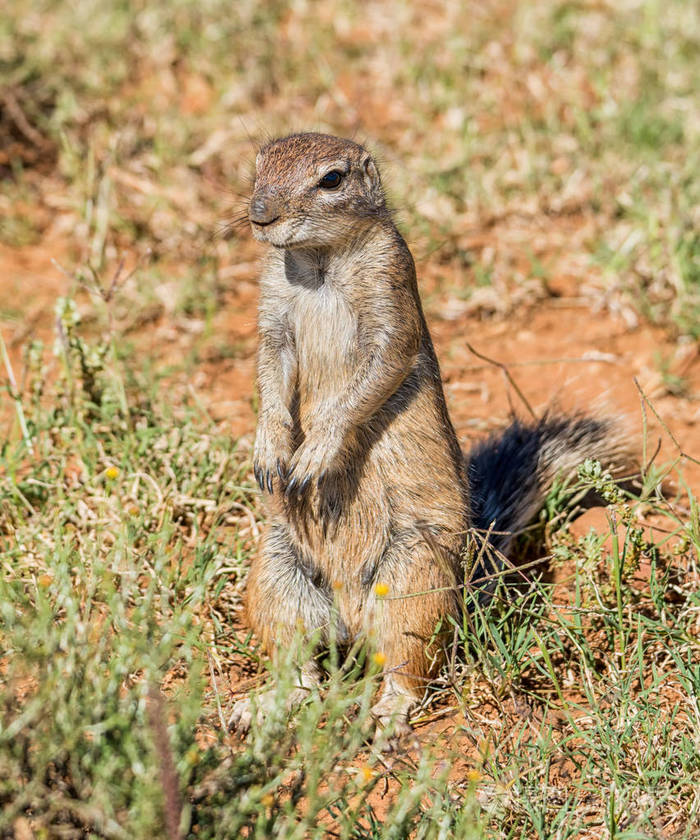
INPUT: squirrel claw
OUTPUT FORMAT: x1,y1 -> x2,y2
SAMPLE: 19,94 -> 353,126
229,697 -> 254,735
254,465 -> 264,491
297,475 -> 312,498
285,475 -> 298,498
253,463 -> 281,495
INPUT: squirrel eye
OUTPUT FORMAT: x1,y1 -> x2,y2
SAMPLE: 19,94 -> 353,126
318,170 -> 343,189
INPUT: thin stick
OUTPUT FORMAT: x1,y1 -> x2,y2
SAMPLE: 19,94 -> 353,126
0,327 -> 34,455
207,649 -> 228,733
634,378 -> 700,467
638,374 -> 649,475
465,342 -> 537,421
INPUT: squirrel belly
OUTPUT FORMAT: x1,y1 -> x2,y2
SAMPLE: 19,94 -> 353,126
231,132 -> 629,736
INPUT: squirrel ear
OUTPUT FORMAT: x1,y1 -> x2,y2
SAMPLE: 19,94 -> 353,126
362,154 -> 382,193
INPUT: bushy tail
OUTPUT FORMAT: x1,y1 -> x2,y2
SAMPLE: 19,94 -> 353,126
466,414 -> 631,586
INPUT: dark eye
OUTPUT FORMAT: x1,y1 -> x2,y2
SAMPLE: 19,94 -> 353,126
318,170 -> 343,189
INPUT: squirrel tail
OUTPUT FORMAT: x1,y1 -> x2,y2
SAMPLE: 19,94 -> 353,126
465,413 -> 631,589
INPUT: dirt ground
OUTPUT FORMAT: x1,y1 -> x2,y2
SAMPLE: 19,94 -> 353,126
4,222 -> 698,482
3,217 -> 699,822
3,0 -> 698,832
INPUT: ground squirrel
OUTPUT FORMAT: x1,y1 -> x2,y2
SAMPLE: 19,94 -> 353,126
230,132 -> 627,735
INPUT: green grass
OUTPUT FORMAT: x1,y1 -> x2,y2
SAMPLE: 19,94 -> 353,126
2,0 -> 700,836
1,270 -> 699,837
2,0 -> 698,331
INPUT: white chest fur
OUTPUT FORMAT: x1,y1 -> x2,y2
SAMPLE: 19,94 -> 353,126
290,281 -> 357,375
260,250 -> 360,399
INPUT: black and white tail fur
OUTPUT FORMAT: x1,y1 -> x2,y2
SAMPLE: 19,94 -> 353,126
466,414 -> 629,592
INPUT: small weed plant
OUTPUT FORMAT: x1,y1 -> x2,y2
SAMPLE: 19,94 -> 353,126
0,274 -> 698,837
2,0 -> 699,834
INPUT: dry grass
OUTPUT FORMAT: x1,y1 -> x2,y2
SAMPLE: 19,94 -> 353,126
1,1 -> 700,837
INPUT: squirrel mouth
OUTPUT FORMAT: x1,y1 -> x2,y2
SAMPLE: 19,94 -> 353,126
250,216 -> 280,228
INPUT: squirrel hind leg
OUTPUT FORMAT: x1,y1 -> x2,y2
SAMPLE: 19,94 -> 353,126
245,520 -> 334,652
367,538 -> 460,737
232,522 -> 331,734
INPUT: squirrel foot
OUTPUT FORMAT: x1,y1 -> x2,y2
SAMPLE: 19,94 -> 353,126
229,663 -> 321,735
370,680 -> 421,751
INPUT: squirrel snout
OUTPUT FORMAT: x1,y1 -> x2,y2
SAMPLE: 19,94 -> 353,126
249,191 -> 281,227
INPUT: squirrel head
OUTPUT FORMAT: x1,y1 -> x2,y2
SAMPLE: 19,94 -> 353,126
249,133 -> 387,249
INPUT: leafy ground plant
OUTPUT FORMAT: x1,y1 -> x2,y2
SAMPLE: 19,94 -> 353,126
2,0 -> 700,836
1,269 -> 699,838
0,288 -> 486,838
449,462 -> 700,838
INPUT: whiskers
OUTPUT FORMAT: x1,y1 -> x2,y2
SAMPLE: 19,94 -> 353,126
215,212 -> 250,240
201,162 -> 256,244
212,202 -> 252,243
211,198 -> 391,248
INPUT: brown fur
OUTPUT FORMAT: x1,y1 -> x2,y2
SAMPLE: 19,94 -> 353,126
230,133 -> 626,734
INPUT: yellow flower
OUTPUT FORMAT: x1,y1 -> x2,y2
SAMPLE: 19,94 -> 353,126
105,466 -> 120,480
374,582 -> 389,597
332,580 -> 343,591
38,574 -> 53,588
372,651 -> 387,667
260,793 -> 274,807
466,769 -> 481,783
360,765 -> 373,783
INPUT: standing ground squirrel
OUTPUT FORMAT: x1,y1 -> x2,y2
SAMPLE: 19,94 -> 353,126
230,132 -> 627,735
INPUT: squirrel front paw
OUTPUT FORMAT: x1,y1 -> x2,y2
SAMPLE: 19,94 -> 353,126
253,413 -> 293,494
284,427 -> 343,500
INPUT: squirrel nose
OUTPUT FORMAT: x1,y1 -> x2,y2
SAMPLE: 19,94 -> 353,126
249,191 -> 281,226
